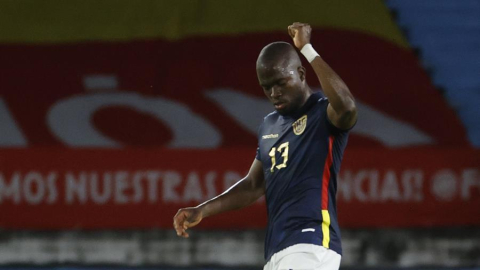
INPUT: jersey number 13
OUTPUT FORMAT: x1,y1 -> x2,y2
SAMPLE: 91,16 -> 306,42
268,142 -> 289,172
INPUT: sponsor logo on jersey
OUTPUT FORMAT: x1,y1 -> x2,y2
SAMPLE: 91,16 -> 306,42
262,134 -> 279,139
292,115 -> 307,135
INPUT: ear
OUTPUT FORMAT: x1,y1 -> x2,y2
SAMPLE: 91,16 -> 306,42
297,66 -> 306,81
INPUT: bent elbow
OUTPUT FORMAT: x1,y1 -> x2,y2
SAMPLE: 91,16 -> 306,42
339,101 -> 357,129
341,98 -> 357,117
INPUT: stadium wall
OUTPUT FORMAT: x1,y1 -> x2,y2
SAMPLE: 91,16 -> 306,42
1,228 -> 479,267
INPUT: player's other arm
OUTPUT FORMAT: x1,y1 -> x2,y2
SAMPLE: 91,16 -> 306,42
173,159 -> 265,238
288,22 -> 357,130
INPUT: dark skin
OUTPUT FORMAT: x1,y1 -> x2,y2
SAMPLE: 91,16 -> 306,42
256,44 -> 311,116
173,22 -> 357,238
287,22 -> 357,129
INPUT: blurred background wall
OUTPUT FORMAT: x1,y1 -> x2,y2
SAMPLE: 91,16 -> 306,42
0,0 -> 479,269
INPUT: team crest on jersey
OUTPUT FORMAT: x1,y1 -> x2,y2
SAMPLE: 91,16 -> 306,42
292,115 -> 307,135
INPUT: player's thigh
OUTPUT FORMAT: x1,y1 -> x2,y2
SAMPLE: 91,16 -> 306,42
277,252 -> 318,269
276,250 -> 341,270
318,249 -> 341,270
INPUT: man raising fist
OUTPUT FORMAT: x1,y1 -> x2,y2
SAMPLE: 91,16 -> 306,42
174,22 -> 357,270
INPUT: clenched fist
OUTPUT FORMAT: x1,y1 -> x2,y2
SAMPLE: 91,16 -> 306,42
288,22 -> 313,50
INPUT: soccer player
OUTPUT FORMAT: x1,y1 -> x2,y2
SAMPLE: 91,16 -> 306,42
173,22 -> 357,270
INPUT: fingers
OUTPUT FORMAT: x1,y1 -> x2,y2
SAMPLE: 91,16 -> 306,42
288,22 -> 311,36
287,25 -> 295,38
173,210 -> 188,238
173,209 -> 198,238
290,22 -> 309,28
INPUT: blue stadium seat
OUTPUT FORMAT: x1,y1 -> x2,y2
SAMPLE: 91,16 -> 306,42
388,0 -> 480,9
407,27 -> 480,47
386,0 -> 480,147
396,11 -> 480,28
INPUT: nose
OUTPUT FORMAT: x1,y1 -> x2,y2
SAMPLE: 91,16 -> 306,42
270,86 -> 282,98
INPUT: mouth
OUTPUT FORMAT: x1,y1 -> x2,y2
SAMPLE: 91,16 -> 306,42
274,101 -> 287,110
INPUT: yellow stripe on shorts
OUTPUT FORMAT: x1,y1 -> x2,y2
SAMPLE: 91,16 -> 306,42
321,209 -> 331,248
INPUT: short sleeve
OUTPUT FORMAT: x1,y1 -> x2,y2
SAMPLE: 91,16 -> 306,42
326,113 -> 356,135
320,97 -> 356,136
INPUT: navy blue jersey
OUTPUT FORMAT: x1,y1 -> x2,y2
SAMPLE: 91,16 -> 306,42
256,92 -> 350,262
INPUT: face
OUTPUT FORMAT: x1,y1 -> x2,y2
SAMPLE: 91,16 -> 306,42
257,63 -> 307,116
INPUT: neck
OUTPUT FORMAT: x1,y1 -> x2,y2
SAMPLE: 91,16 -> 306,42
282,86 -> 314,118
299,86 -> 313,108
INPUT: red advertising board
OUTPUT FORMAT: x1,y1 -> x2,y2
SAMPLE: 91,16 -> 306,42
0,26 -> 477,229
1,1 -> 477,231
0,30 -> 469,149
1,148 -> 479,229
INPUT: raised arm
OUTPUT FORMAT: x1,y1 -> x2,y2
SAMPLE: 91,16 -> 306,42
173,158 -> 265,238
288,22 -> 357,130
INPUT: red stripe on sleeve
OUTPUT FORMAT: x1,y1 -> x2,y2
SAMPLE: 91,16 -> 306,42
321,136 -> 335,210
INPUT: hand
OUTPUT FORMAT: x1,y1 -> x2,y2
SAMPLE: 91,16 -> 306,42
288,22 -> 312,50
173,206 -> 203,238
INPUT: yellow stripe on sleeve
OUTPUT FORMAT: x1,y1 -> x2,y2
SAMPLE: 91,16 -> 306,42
321,210 -> 331,248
